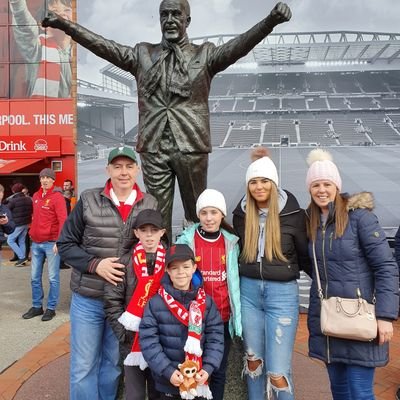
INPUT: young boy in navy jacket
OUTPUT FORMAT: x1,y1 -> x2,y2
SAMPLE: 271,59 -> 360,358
139,244 -> 224,400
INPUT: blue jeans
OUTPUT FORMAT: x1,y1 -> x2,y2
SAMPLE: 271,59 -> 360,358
7,224 -> 28,259
31,241 -> 60,310
70,292 -> 120,400
241,276 -> 299,400
326,362 -> 375,400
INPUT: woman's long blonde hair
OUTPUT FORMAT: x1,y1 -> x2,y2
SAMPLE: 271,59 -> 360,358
307,192 -> 348,242
241,182 -> 287,263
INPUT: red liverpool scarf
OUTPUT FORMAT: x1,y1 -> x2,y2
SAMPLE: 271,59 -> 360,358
118,242 -> 166,369
159,285 -> 213,399
31,35 -> 61,98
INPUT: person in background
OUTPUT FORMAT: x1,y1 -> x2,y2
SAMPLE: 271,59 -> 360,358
0,184 -> 15,267
57,146 -> 157,400
5,183 -> 33,267
9,0 -> 73,98
395,226 -> 400,400
395,225 -> 400,270
305,148 -> 398,400
232,147 -> 310,400
176,188 -> 241,400
104,209 -> 168,400
139,244 -> 224,400
63,179 -> 76,211
22,168 -> 67,322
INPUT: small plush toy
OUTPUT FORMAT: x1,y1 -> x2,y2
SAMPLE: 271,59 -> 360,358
178,359 -> 200,399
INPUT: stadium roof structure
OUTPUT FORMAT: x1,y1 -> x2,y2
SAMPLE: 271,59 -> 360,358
99,30 -> 400,84
192,31 -> 400,67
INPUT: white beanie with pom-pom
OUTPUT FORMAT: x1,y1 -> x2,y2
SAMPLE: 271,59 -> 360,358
246,147 -> 279,187
306,149 -> 342,191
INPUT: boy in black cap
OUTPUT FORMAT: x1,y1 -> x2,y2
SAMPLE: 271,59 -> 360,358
139,244 -> 224,400
104,209 -> 167,400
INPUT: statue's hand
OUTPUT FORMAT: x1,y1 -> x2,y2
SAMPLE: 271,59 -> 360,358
42,10 -> 65,30
269,2 -> 292,26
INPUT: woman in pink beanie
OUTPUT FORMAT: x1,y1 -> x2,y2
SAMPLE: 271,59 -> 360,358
305,148 -> 398,400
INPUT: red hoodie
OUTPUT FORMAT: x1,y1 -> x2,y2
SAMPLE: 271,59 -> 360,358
30,186 -> 67,243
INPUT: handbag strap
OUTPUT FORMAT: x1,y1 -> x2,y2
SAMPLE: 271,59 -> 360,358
312,241 -> 325,300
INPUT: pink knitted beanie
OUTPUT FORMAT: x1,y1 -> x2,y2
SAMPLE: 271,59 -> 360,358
306,149 -> 342,191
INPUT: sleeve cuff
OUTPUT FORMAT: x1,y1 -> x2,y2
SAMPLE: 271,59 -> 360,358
88,258 -> 101,273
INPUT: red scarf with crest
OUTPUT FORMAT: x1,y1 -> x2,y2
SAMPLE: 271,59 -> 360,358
159,285 -> 213,399
118,242 -> 165,369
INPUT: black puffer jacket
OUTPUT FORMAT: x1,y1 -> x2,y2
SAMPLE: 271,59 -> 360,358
0,204 -> 15,247
6,192 -> 33,226
232,190 -> 311,280
57,182 -> 157,299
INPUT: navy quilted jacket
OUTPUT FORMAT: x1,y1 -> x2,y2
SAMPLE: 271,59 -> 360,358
307,192 -> 399,367
139,274 -> 224,395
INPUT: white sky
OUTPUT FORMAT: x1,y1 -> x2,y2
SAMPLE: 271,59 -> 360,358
76,0 -> 400,84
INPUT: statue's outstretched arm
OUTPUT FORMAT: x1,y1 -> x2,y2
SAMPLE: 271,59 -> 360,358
208,2 -> 292,74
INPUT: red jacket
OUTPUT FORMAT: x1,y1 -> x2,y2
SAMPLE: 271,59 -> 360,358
30,186 -> 67,243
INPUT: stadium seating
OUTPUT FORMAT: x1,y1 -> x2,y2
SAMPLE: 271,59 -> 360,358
207,70 -> 400,147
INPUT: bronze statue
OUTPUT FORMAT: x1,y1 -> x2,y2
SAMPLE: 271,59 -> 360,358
42,0 -> 292,238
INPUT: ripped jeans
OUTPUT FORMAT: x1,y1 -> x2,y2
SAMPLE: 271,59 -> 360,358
240,276 -> 299,400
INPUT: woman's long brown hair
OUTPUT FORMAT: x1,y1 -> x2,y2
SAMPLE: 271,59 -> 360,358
241,183 -> 287,263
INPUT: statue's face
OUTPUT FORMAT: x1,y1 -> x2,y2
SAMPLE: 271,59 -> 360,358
159,0 -> 191,42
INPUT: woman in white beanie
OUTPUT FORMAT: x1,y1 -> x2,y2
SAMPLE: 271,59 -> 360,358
176,188 -> 241,400
305,149 -> 398,400
232,147 -> 310,400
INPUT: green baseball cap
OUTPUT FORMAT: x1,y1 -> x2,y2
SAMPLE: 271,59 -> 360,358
108,146 -> 137,164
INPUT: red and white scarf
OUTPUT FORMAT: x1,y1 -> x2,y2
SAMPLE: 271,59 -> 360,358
118,242 -> 166,369
31,35 -> 61,98
159,285 -> 213,399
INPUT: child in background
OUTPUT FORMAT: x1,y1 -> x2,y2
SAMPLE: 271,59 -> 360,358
176,189 -> 241,400
139,244 -> 224,400
104,209 -> 167,400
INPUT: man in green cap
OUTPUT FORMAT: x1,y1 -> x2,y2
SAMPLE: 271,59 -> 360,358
57,146 -> 157,400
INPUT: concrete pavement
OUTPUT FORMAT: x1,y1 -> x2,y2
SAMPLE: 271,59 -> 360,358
0,247 -> 399,400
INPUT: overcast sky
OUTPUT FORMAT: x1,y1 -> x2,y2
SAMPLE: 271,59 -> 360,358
76,0 -> 400,84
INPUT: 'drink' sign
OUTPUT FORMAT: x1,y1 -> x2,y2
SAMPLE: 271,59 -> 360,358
0,136 -> 61,159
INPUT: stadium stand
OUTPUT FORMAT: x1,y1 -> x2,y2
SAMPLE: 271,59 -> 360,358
77,31 -> 400,151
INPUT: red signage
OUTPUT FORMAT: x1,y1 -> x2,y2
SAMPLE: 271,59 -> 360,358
0,135 -> 61,159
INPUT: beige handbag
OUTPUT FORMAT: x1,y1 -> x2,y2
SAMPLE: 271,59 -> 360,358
312,243 -> 377,342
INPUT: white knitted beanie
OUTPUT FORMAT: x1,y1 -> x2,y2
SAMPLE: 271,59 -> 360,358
196,189 -> 227,217
306,149 -> 342,191
245,157 -> 279,187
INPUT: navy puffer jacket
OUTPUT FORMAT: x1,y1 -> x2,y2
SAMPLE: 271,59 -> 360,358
307,192 -> 399,367
139,274 -> 224,396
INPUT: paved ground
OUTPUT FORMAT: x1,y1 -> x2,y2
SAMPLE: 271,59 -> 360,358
0,247 -> 399,400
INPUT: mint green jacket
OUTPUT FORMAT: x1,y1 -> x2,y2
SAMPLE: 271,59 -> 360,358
177,223 -> 242,338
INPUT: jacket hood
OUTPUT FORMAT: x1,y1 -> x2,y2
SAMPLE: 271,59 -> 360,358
160,272 -> 200,304
346,191 -> 374,211
233,189 -> 300,218
306,191 -> 374,218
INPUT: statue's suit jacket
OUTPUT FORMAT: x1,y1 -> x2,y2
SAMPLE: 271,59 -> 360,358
68,19 -> 274,154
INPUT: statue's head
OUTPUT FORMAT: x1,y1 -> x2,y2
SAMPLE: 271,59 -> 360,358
159,0 -> 191,42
